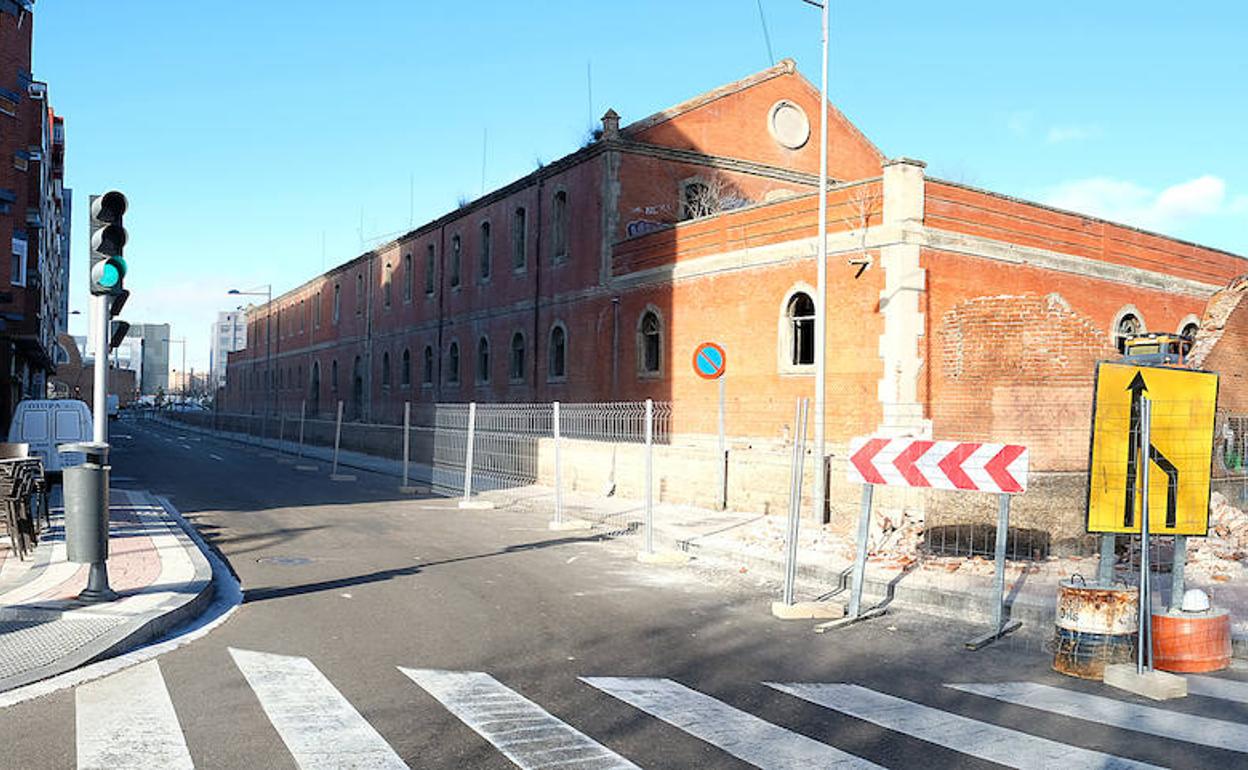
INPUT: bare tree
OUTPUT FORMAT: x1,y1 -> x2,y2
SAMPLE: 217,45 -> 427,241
840,184 -> 881,278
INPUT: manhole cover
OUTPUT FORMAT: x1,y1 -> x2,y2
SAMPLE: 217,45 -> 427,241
256,556 -> 312,566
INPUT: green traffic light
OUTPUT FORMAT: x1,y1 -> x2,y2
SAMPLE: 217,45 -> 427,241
100,263 -> 120,287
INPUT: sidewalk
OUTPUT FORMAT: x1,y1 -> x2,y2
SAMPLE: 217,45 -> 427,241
0,489 -> 214,693
162,415 -> 1248,657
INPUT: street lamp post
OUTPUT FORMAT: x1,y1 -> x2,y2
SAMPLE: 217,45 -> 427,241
228,285 -> 273,436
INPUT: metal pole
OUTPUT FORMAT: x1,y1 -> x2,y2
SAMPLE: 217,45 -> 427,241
265,286 -> 272,444
812,0 -> 830,525
298,399 -> 307,459
92,294 -> 108,444
847,482 -> 873,617
992,493 -> 1010,634
553,401 -> 564,525
782,398 -> 808,606
1137,396 -> 1152,674
278,412 -> 286,457
462,401 -> 477,502
402,401 -> 411,489
331,399 -> 344,477
644,398 -> 654,554
1098,533 -> 1116,585
1171,535 -> 1187,612
717,375 -> 727,510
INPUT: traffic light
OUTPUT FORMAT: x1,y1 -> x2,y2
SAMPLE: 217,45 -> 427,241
109,320 -> 131,351
89,191 -> 127,296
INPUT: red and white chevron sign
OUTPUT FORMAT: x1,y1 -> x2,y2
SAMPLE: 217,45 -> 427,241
847,437 -> 1029,494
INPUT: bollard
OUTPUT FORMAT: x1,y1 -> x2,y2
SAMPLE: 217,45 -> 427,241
462,402 -> 477,503
61,442 -> 117,602
399,402 -> 420,493
329,400 -> 354,481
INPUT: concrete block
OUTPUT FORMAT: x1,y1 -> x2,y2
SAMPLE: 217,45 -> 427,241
770,600 -> 846,621
1103,664 -> 1187,701
458,499 -> 495,510
548,519 -> 594,531
637,550 -> 691,566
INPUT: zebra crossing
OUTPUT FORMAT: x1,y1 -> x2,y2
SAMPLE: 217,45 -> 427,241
59,647 -> 1248,769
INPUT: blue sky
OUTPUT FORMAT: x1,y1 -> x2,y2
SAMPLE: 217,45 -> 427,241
32,0 -> 1247,372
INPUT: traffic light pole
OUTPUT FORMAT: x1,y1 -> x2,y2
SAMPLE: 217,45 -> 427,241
92,293 -> 109,443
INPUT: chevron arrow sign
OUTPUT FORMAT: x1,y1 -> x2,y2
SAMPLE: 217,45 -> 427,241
847,437 -> 1029,494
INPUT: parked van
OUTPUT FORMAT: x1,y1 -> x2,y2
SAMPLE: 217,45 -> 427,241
7,399 -> 92,480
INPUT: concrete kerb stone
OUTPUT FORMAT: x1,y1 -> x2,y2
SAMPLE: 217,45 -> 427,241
1103,663 -> 1188,701
0,492 -> 215,694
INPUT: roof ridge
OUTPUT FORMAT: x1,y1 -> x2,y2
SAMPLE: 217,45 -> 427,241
621,58 -> 798,136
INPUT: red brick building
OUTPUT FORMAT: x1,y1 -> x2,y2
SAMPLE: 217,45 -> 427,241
225,59 -> 1244,476
0,0 -> 71,430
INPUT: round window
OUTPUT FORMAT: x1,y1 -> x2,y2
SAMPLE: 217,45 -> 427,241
768,100 -> 810,150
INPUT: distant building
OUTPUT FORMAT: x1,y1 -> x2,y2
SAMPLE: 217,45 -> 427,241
209,310 -> 246,389
0,1 -> 72,431
124,323 -> 170,396
48,333 -> 136,407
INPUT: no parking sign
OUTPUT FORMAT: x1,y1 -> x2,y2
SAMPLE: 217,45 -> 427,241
692,342 -> 726,380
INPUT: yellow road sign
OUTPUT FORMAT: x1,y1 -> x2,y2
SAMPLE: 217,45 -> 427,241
1087,362 -> 1218,535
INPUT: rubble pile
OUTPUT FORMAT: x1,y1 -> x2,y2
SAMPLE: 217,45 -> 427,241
1188,492 -> 1248,580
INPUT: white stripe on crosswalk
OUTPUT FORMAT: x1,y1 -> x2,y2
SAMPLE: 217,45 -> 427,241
229,648 -> 406,769
1187,674 -> 1248,705
949,682 -> 1248,753
401,668 -> 638,769
582,677 -> 881,769
767,682 -> 1161,770
76,660 -> 193,770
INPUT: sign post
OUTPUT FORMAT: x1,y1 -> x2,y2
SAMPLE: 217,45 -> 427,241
820,436 -> 1029,645
693,342 -> 728,510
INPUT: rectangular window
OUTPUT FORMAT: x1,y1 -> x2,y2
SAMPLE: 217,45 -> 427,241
333,284 -> 341,324
425,244 -> 436,295
450,236 -> 461,288
10,235 -> 27,287
512,208 -> 526,270
551,190 -> 568,261
404,253 -> 413,302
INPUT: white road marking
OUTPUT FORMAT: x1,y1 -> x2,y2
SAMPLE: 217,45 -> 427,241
768,682 -> 1161,769
180,444 -> 192,450
230,648 -> 406,769
1187,674 -> 1248,704
402,668 -> 638,769
76,660 -> 193,770
582,677 -> 881,769
209,453 -> 224,461
949,682 -> 1248,753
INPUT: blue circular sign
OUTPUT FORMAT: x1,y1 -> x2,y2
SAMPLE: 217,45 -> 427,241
693,342 -> 726,380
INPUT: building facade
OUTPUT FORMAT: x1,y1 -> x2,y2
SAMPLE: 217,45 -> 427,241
0,0 -> 71,430
209,310 -> 246,390
124,323 -> 170,396
225,60 -> 1244,479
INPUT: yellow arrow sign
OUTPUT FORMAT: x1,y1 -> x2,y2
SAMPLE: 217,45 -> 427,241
1087,362 -> 1219,536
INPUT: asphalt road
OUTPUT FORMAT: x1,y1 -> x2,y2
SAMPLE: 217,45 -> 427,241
1,415 -> 1246,768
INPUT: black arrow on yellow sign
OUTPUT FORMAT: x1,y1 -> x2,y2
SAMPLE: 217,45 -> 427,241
1123,371 -> 1180,528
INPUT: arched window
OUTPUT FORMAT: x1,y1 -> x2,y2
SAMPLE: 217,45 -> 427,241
331,359 -> 339,391
403,253 -> 413,302
355,273 -> 364,314
548,324 -> 567,380
1115,312 -> 1142,353
332,284 -> 341,324
299,299 -> 305,332
425,244 -> 436,295
510,332 -> 526,382
401,349 -> 411,386
787,291 -> 816,366
638,310 -> 662,375
512,207 -> 527,270
450,235 -> 462,288
551,190 -> 568,261
1180,321 -> 1199,341
477,337 -> 491,383
448,342 -> 460,384
382,352 -> 391,387
423,345 -> 434,385
314,290 -> 322,327
384,262 -> 393,307
479,221 -> 492,280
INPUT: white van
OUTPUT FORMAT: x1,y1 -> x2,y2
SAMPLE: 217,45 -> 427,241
8,399 -> 92,479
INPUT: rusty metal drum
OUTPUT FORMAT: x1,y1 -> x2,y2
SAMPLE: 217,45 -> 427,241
1052,579 -> 1138,679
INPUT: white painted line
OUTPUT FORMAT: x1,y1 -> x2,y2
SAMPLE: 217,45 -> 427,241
1187,674 -> 1248,705
948,682 -> 1248,753
230,648 -> 406,769
209,454 -> 224,462
180,444 -> 192,450
582,677 -> 881,769
768,682 -> 1161,769
401,668 -> 638,769
76,660 -> 193,770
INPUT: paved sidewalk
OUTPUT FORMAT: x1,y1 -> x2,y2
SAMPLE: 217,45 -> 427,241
162,415 -> 1248,657
0,489 -> 214,693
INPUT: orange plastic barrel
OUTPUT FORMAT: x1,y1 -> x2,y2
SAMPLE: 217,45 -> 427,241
1151,609 -> 1232,673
